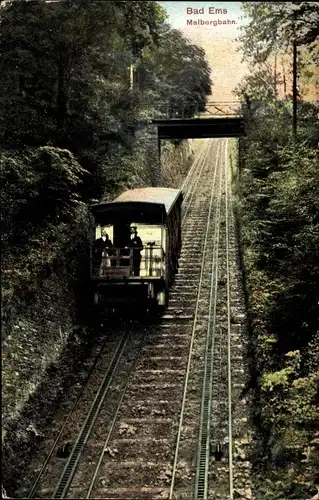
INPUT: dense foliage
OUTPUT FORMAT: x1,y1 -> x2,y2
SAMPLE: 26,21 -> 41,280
236,2 -> 319,498
239,2 -> 319,62
137,28 -> 211,117
0,0 -> 211,339
0,0 -> 211,195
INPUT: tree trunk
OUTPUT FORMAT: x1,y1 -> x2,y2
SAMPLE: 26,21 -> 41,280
292,40 -> 297,138
56,50 -> 69,145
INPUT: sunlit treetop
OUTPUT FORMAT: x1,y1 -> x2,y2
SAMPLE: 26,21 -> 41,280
239,2 -> 319,64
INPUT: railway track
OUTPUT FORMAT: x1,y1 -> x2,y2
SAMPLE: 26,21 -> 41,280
15,322 -> 149,499
15,138 -> 252,500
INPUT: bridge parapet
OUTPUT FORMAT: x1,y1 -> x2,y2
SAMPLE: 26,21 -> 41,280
203,101 -> 242,117
145,101 -> 243,119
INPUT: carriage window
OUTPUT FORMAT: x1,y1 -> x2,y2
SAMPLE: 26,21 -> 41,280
131,224 -> 165,277
131,224 -> 163,247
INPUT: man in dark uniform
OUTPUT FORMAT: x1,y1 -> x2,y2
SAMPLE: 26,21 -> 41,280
93,230 -> 114,273
129,226 -> 143,276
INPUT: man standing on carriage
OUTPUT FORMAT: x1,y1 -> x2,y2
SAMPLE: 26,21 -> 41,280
129,226 -> 143,276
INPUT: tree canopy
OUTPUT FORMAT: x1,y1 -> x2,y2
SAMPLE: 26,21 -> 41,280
239,2 -> 319,64
0,0 -> 211,198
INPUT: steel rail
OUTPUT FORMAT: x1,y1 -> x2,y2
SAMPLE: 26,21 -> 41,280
181,144 -> 212,228
181,140 -> 209,197
225,140 -> 234,499
181,140 -> 207,195
52,331 -> 130,499
27,341 -> 105,499
195,143 -> 224,499
169,140 -> 223,499
181,141 -> 214,227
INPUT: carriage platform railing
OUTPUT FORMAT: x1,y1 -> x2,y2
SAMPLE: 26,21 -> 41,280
93,245 -> 165,278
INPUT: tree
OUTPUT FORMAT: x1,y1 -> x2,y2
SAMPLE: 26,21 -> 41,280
0,0 -> 211,199
138,28 -> 211,117
0,147 -> 86,255
239,2 -> 319,64
236,5 -> 319,496
0,0 -> 214,224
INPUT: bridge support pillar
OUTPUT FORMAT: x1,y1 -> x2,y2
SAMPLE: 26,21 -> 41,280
157,136 -> 162,186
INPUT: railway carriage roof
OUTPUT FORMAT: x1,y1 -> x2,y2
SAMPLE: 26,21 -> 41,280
114,188 -> 182,212
90,188 -> 183,225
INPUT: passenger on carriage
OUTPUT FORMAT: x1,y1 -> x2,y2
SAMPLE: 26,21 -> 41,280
129,226 -> 143,276
93,230 -> 114,274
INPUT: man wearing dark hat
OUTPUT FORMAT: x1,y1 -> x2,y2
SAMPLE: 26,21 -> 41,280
129,226 -> 143,276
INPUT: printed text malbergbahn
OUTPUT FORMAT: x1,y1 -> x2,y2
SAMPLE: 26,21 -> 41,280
186,19 -> 236,26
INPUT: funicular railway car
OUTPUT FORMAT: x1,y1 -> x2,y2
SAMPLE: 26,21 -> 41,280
90,188 -> 183,310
